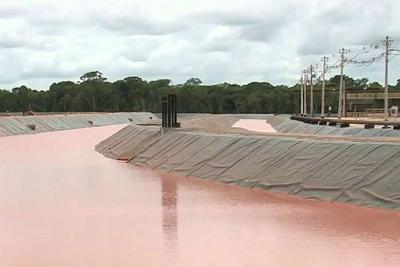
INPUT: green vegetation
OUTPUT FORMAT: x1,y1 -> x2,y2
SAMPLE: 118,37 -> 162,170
0,71 -> 397,114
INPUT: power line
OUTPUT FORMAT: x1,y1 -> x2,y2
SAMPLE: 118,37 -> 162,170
347,53 -> 385,66
299,36 -> 400,119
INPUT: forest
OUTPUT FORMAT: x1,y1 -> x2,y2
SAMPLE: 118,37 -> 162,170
0,71 -> 398,114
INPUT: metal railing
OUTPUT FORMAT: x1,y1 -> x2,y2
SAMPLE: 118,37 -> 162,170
347,93 -> 400,100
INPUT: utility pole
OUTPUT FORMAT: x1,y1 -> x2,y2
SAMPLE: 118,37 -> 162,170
310,65 -> 314,116
338,48 -> 346,119
303,70 -> 307,116
383,36 -> 391,122
321,56 -> 328,118
343,79 -> 346,117
300,75 -> 304,115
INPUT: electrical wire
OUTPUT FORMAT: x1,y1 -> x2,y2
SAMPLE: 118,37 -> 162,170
300,36 -> 400,75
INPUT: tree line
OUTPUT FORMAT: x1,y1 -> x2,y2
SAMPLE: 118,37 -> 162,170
0,71 -> 398,114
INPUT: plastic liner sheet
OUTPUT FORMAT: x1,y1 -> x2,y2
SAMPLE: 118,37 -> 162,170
180,114 -> 270,130
266,115 -> 400,137
0,112 -> 157,136
96,125 -> 400,210
180,114 -> 400,137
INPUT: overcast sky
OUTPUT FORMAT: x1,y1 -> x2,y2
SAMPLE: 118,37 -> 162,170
0,0 -> 400,90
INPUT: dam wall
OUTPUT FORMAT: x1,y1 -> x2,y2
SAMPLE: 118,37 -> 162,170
0,112 -> 157,136
266,115 -> 400,137
161,113 -> 400,137
96,124 -> 400,210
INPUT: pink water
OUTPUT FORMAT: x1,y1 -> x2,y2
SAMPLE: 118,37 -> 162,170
0,125 -> 399,267
232,119 -> 277,133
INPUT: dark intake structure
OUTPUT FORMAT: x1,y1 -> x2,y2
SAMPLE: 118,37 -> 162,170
161,94 -> 180,128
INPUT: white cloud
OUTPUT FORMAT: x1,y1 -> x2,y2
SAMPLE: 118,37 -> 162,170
0,0 -> 399,90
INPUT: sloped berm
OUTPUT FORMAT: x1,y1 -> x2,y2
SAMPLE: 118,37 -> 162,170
96,124 -> 400,211
0,112 -> 157,136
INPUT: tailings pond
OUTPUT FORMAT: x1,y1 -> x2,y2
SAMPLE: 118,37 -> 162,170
0,125 -> 400,266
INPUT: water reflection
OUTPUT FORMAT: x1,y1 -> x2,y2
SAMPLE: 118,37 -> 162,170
161,176 -> 178,255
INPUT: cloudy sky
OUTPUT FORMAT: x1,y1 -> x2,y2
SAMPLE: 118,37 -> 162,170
0,0 -> 399,90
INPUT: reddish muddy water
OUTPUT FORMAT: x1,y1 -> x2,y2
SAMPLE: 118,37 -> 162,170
0,125 -> 400,267
232,119 -> 277,133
